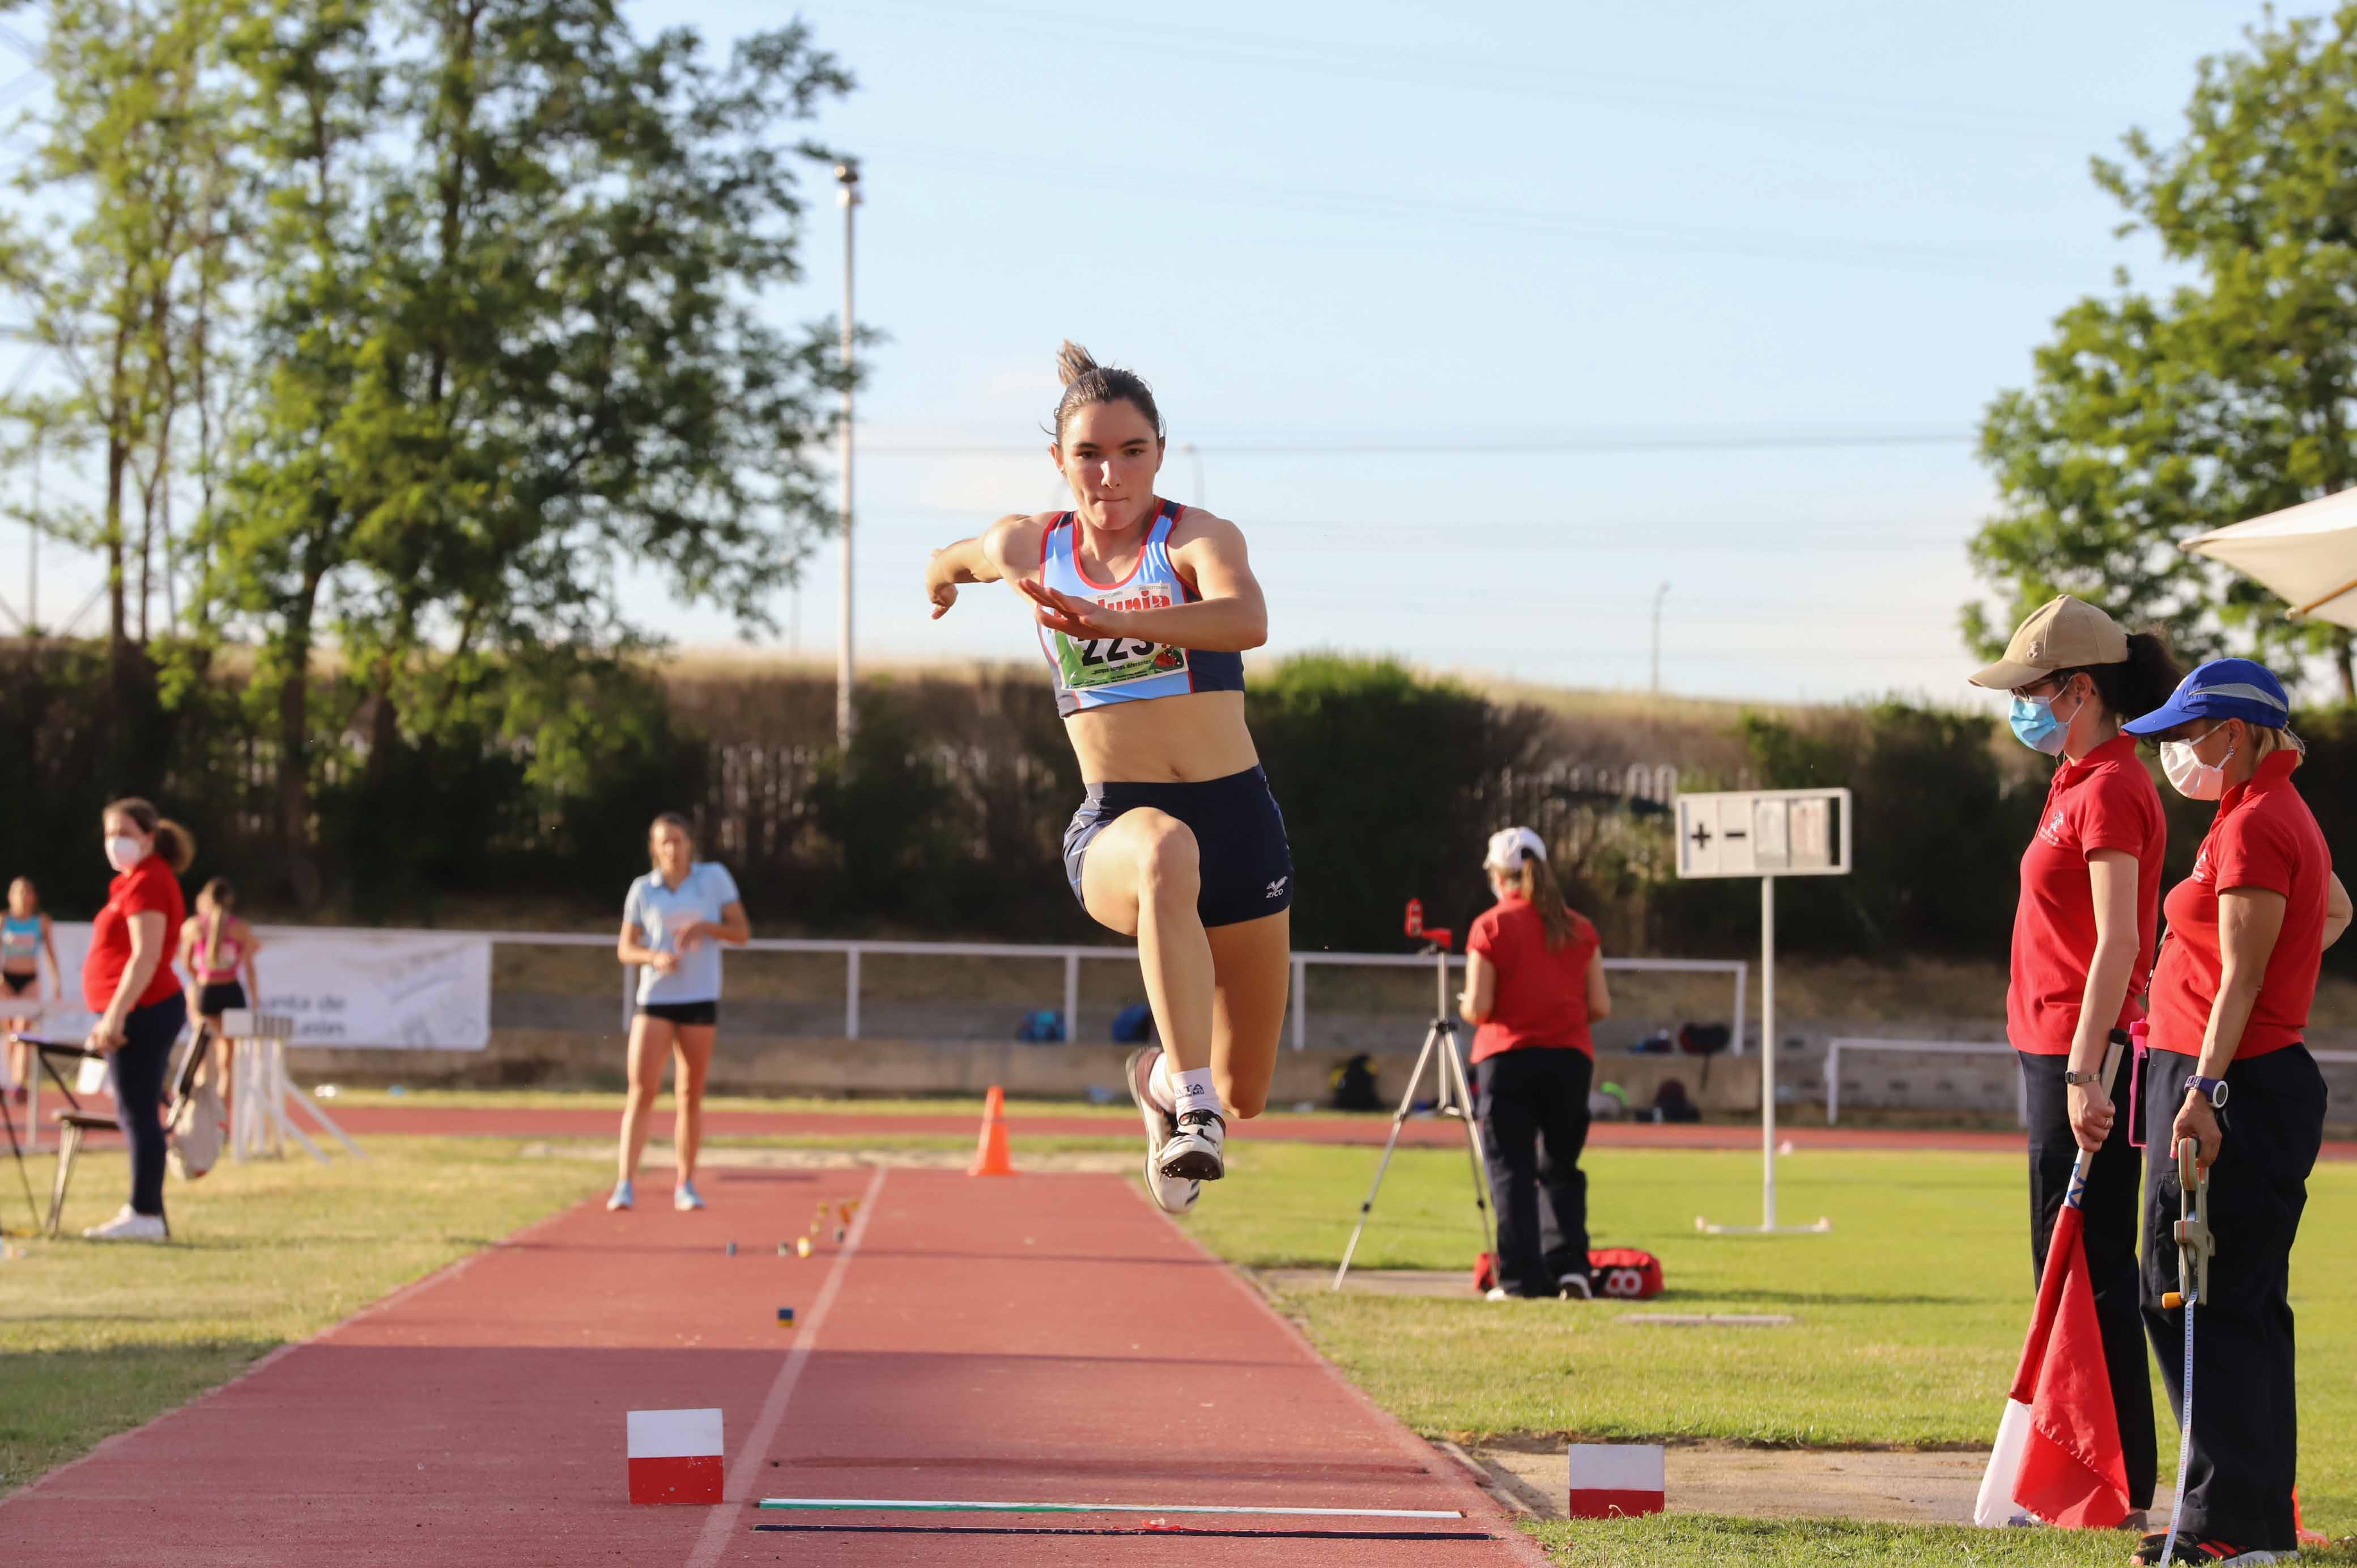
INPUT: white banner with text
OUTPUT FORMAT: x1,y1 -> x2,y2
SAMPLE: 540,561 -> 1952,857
36,924 -> 493,1051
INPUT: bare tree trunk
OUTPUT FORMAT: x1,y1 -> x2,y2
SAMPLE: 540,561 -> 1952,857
2336,628 -> 2354,705
279,569 -> 326,908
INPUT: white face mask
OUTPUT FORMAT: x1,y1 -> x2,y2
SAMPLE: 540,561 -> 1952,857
104,834 -> 146,871
2160,728 -> 2236,801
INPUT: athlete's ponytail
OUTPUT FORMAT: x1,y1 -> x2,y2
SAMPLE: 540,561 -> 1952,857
1517,854 -> 1577,953
2069,627 -> 2182,737
1049,339 -> 1165,445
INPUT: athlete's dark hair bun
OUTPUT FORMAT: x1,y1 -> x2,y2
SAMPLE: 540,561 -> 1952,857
1050,340 -> 1164,443
1056,339 -> 1099,387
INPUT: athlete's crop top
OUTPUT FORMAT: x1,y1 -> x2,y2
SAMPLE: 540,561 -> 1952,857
193,914 -> 245,983
1,914 -> 37,965
1036,499 -> 1246,719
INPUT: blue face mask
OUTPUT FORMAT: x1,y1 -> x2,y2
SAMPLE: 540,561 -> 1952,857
2008,693 -> 2070,756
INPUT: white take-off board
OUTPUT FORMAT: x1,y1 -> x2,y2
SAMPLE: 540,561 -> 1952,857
1674,789 -> 1852,880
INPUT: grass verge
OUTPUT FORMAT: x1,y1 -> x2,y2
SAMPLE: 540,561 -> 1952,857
1517,1515 -> 2357,1566
0,1135 -> 598,1493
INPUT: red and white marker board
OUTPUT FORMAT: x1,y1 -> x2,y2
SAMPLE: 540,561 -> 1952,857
627,1408 -> 724,1505
1566,1443 -> 1665,1518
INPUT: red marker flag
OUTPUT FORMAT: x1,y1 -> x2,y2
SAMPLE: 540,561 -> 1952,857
1974,1199 -> 2130,1528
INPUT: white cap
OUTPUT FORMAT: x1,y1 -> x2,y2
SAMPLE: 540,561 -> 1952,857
1484,826 -> 1547,872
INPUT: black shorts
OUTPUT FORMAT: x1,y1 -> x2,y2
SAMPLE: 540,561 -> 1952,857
1,972 -> 34,996
197,981 -> 248,1016
1062,765 -> 1294,929
638,1000 -> 718,1027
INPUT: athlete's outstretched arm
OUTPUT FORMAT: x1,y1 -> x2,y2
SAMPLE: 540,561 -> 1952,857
1019,514 -> 1268,651
926,514 -> 1045,619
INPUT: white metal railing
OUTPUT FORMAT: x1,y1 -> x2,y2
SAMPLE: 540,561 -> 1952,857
492,932 -> 1753,1054
423,928 -> 1746,1051
1824,1038 -> 2023,1126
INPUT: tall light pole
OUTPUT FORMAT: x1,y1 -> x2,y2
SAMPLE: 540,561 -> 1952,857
835,158 -> 861,748
1650,580 -> 1670,694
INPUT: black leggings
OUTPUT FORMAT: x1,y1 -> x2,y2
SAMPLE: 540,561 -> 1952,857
1475,1047 -> 1593,1298
113,991 -> 188,1220
2018,1041 -> 2155,1508
2139,1043 -> 2325,1552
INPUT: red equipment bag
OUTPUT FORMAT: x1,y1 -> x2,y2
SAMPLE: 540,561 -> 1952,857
1474,1247 -> 1665,1298
1588,1247 -> 1665,1299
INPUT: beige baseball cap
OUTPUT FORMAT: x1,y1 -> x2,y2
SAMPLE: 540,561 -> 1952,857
1967,595 -> 2128,689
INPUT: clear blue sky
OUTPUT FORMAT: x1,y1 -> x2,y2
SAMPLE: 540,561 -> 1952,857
8,1 -> 2282,705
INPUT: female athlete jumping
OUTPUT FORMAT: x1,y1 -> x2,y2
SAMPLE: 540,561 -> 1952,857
925,342 -> 1290,1213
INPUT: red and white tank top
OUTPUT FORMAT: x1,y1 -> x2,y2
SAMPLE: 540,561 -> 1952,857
1035,500 -> 1246,719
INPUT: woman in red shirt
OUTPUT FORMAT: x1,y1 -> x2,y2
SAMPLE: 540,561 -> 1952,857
2120,659 -> 2350,1565
1967,593 -> 2178,1527
80,797 -> 194,1242
1457,826 -> 1610,1301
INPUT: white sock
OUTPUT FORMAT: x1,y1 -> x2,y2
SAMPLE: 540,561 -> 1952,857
1173,1067 -> 1220,1120
1146,1052 -> 1177,1114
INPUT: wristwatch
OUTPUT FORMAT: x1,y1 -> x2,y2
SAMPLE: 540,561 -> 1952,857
2184,1074 -> 2230,1109
2061,1070 -> 2101,1087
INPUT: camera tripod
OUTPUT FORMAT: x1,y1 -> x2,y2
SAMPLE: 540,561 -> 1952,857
1333,903 -> 1496,1289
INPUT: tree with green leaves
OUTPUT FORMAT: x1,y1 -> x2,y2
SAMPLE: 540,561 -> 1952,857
194,0 -> 855,902
0,0 -> 246,691
1971,6 -> 2357,701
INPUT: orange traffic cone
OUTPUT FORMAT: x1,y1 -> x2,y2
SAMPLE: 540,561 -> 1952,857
968,1085 -> 1015,1177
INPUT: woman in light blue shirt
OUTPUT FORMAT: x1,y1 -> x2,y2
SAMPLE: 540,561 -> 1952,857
610,813 -> 748,1213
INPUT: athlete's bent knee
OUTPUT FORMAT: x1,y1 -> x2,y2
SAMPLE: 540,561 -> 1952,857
1134,820 -> 1201,906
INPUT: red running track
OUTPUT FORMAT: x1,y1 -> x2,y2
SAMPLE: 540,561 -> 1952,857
0,1168 -> 1545,1567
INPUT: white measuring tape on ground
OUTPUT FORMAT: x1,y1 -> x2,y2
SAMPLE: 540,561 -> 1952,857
756,1499 -> 1463,1519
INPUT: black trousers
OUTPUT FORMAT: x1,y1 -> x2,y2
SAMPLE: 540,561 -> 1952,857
113,991 -> 187,1220
1475,1047 -> 1592,1298
2018,1042 -> 2156,1509
2138,1043 -> 2325,1552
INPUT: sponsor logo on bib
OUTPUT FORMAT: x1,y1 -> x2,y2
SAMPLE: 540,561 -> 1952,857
1057,584 -> 1189,693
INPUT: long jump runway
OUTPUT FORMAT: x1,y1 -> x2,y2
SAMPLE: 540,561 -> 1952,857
1,1168 -> 1541,1567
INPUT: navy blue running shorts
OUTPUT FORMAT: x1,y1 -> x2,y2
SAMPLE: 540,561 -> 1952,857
1062,766 -> 1294,929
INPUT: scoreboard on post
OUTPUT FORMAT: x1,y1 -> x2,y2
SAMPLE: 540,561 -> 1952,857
1674,788 -> 1852,881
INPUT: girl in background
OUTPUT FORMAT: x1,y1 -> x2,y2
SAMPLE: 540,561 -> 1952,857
2,877 -> 62,1104
1458,827 -> 1611,1301
179,878 -> 262,1109
611,813 -> 748,1213
81,798 -> 192,1242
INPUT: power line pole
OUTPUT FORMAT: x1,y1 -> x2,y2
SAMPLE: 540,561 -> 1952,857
1650,580 -> 1670,693
26,427 -> 38,638
835,158 -> 861,748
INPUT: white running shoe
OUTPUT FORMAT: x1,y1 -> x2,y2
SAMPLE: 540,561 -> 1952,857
1125,1047 -> 1198,1214
674,1179 -> 705,1212
82,1205 -> 167,1242
606,1178 -> 635,1212
1158,1109 -> 1227,1182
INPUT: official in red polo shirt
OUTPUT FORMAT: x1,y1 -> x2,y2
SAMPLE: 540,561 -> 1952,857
80,797 -> 194,1243
1457,827 -> 1610,1302
1969,594 -> 2179,1526
2120,659 -> 2350,1565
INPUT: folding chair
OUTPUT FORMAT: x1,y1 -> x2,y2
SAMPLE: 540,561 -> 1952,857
17,1021 -> 212,1238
